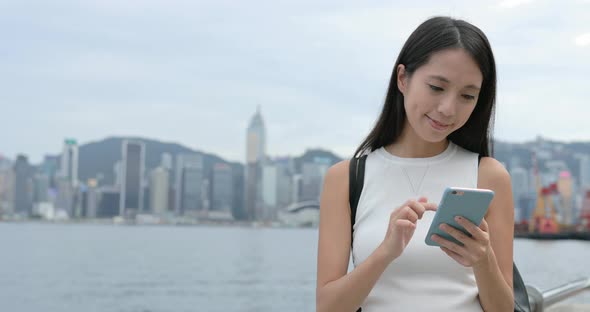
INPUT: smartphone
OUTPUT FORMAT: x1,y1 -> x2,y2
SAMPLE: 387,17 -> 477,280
425,187 -> 494,247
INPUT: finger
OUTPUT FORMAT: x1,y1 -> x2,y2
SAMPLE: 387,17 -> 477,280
440,247 -> 468,267
439,223 -> 471,245
454,216 -> 486,241
415,197 -> 437,211
395,219 -> 416,229
398,206 -> 419,223
431,234 -> 467,255
406,200 -> 426,218
423,202 -> 438,212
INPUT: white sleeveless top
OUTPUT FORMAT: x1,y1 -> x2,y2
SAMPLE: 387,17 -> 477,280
352,142 -> 483,312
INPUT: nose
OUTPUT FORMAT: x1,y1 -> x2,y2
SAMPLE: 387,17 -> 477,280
437,94 -> 456,118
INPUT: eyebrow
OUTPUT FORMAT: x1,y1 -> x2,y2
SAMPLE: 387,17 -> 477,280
428,75 -> 481,91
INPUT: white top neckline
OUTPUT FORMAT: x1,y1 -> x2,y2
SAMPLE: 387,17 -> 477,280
375,141 -> 458,165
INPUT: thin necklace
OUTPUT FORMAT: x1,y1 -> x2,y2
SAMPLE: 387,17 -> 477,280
401,165 -> 430,196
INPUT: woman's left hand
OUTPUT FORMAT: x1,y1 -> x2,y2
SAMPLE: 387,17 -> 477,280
431,216 -> 492,268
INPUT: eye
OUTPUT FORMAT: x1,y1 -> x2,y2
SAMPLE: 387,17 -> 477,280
428,84 -> 444,92
462,94 -> 476,101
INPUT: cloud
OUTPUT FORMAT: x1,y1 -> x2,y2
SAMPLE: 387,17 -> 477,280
1,0 -> 590,163
499,0 -> 535,9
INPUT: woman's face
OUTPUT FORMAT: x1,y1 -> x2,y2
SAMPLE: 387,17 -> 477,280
397,48 -> 483,143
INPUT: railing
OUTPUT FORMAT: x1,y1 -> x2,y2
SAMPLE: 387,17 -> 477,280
526,277 -> 590,311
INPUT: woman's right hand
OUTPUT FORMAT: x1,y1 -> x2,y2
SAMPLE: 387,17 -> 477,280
379,197 -> 437,262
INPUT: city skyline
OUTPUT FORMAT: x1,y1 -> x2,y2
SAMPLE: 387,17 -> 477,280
4,130 -> 590,167
2,1 -> 589,163
2,113 -> 590,231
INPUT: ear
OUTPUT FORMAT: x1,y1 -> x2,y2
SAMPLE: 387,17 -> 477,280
397,64 -> 408,94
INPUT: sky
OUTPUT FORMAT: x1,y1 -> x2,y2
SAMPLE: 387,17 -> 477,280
1,0 -> 589,163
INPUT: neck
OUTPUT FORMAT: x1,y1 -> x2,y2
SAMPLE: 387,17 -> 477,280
385,123 -> 449,158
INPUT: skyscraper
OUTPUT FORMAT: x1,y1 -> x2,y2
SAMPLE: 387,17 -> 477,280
86,179 -> 99,218
174,154 -> 204,217
119,140 -> 145,217
98,186 -> 120,218
301,156 -> 331,201
0,164 -> 14,215
291,174 -> 302,204
245,106 -> 266,221
114,161 -> 123,187
262,163 -> 278,221
212,163 -> 233,213
41,155 -> 59,188
275,157 -> 294,210
55,176 -> 74,216
33,174 -> 50,203
150,166 -> 169,215
13,154 -> 33,216
231,165 -> 246,220
0,155 -> 11,171
60,139 -> 79,187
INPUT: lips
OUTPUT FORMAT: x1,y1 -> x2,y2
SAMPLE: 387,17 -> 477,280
426,115 -> 451,131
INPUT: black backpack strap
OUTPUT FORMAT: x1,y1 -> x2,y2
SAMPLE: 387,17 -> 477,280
349,155 -> 367,312
478,154 -> 530,312
349,156 -> 359,230
349,155 -> 367,242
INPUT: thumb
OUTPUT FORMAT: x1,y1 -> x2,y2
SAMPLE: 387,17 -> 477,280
418,197 -> 437,211
424,202 -> 438,211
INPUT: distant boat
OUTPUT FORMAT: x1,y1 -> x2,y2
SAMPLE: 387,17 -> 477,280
514,231 -> 590,241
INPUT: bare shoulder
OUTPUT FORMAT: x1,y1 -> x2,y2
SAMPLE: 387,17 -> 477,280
478,156 -> 511,190
327,159 -> 350,180
324,159 -> 350,202
319,159 -> 351,211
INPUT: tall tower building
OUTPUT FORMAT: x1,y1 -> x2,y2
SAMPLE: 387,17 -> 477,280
13,154 -> 33,216
86,179 -> 99,218
212,163 -> 233,213
262,163 -> 278,221
245,106 -> 267,221
301,156 -> 331,201
150,166 -> 169,215
33,173 -> 50,203
60,139 -> 79,187
119,140 -> 145,217
174,154 -> 204,217
275,157 -> 294,210
41,155 -> 59,188
0,162 -> 15,215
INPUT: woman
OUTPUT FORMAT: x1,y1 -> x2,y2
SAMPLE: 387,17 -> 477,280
316,16 -> 515,311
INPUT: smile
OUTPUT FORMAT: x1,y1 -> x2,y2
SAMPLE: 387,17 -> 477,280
426,115 -> 451,131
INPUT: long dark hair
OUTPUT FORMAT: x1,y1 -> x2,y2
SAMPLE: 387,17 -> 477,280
354,16 -> 496,158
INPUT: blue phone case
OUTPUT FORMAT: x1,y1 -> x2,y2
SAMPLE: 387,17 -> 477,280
425,187 -> 494,247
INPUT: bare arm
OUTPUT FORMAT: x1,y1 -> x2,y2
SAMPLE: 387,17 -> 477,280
475,157 -> 515,311
315,160 -> 391,312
